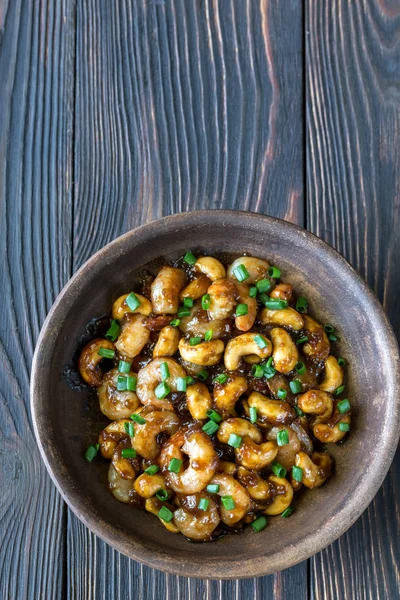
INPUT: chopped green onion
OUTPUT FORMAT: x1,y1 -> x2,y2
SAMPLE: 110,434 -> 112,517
258,293 -> 270,305
184,251 -> 197,265
289,380 -> 302,394
156,489 -> 169,501
268,266 -> 281,279
126,292 -> 141,312
207,484 -> 220,493
98,347 -> 115,359
296,336 -> 309,345
158,506 -> 174,522
170,318 -> 181,327
168,458 -> 182,473
160,362 -> 170,381
176,377 -> 187,392
105,320 -> 120,342
251,515 -> 268,532
155,381 -> 171,399
117,376 -> 128,391
266,357 -> 273,368
324,324 -> 335,333
328,333 -> 338,342
121,448 -> 136,459
235,303 -> 248,317
118,360 -> 131,373
233,264 -> 250,282
130,413 -> 146,424
189,336 -> 202,346
206,409 -> 222,423
249,285 -> 257,298
294,405 -> 304,417
202,420 -> 219,436
126,376 -> 137,391
254,334 -> 268,349
144,465 -> 159,475
295,361 -> 306,375
124,421 -> 135,437
338,357 -> 345,367
249,406 -> 257,424
213,373 -> 228,385
339,422 -> 350,432
337,399 -> 351,414
295,297 -> 308,313
277,388 -> 287,400
183,297 -> 194,308
264,365 -> 276,379
198,498 -> 210,511
201,294 -> 211,310
186,376 -> 195,386
85,444 -> 99,462
221,496 -> 236,510
281,506 -> 294,518
263,298 -> 288,310
197,370 -> 208,381
271,462 -> 287,478
251,364 -> 265,378
228,433 -> 242,448
276,429 -> 289,446
335,385 -> 345,396
204,329 -> 213,341
292,466 -> 303,482
256,278 -> 272,294
177,306 -> 191,318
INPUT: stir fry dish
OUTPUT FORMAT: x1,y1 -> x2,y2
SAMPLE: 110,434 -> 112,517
78,253 -> 351,541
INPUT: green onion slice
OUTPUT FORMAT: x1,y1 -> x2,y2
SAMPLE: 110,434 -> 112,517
324,324 -> 335,333
294,405 -> 304,417
338,422 -> 350,432
251,364 -> 264,378
126,376 -> 137,391
271,462 -> 287,478
185,376 -> 195,386
130,413 -> 146,424
84,444 -> 99,463
249,285 -> 257,298
213,373 -> 228,385
124,421 -> 135,437
254,334 -> 268,349
160,362 -> 170,381
170,318 -> 181,327
98,347 -> 115,359
198,498 -> 210,511
197,370 -> 208,381
155,381 -> 171,399
118,360 -> 131,373
277,388 -> 287,400
204,329 -> 213,341
295,296 -> 308,313
256,279 -> 272,294
121,448 -> 136,459
281,506 -> 294,518
201,294 -> 211,310
206,484 -> 220,494
206,409 -> 222,423
289,380 -> 302,394
292,466 -> 303,482
183,297 -> 194,308
221,495 -> 236,510
202,420 -> 219,436
233,264 -> 250,282
168,458 -> 182,473
337,399 -> 351,414
337,357 -> 345,367
296,336 -> 309,345
105,320 -> 120,342
228,433 -> 242,448
235,303 -> 248,317
117,376 -> 127,391
144,465 -> 159,475
176,377 -> 187,392
251,515 -> 267,532
295,361 -> 306,375
158,506 -> 174,522
126,292 -> 141,312
328,333 -> 338,342
189,336 -> 202,346
268,266 -> 281,279
276,429 -> 289,446
177,306 -> 191,318
156,489 -> 169,501
183,251 -> 197,265
335,385 -> 345,396
249,406 -> 257,424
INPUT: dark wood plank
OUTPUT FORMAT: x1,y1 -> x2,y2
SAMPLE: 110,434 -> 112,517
0,0 -> 75,597
70,0 -> 305,597
306,1 -> 400,599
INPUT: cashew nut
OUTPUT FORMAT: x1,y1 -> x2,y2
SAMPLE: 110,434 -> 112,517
153,326 -> 181,358
151,266 -> 186,314
112,439 -> 136,479
227,256 -> 270,284
112,293 -> 152,320
145,497 -> 179,533
270,327 -> 299,374
319,356 -> 344,393
217,418 -> 263,444
207,278 -> 237,320
78,338 -> 115,386
97,368 -> 140,420
136,358 -> 187,410
173,493 -> 221,540
259,307 -> 304,331
178,301 -> 230,338
235,283 -> 257,332
178,337 -> 224,366
313,413 -> 351,443
213,374 -> 248,416
217,417 -> 278,470
195,256 -> 226,282
115,314 -> 150,359
297,389 -> 333,423
98,419 -> 131,459
270,283 -> 293,303
237,467 -> 272,501
132,410 -> 180,460
217,461 -> 237,476
134,473 -> 166,498
180,275 -> 211,300
186,383 -> 212,420
294,451 -> 333,488
108,463 -> 136,504
264,475 -> 293,515
160,426 -> 219,494
302,315 -> 330,362
224,333 -> 272,370
247,391 -> 295,425
208,473 -> 252,525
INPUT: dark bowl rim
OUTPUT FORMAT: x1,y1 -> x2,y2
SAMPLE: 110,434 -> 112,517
30,209 -> 400,579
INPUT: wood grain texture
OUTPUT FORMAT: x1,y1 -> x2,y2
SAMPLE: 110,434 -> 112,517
70,0 -> 305,598
0,0 -> 75,598
306,1 -> 400,599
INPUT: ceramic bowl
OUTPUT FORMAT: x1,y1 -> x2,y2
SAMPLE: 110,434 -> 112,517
31,211 -> 400,579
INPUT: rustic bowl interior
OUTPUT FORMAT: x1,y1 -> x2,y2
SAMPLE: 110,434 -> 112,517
31,211 -> 400,579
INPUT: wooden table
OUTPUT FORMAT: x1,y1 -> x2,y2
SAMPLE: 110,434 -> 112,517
1,1 -> 399,598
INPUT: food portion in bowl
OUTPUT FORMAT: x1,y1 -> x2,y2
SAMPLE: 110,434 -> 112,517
78,253 -> 351,541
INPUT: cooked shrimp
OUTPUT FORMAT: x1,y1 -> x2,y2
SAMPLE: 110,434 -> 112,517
136,358 -> 187,410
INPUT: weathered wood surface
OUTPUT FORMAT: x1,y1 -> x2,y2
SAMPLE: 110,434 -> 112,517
0,0 -> 398,598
